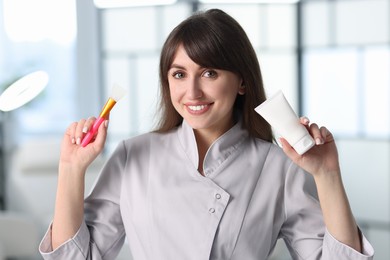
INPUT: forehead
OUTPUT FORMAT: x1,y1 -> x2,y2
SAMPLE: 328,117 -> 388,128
170,45 -> 199,68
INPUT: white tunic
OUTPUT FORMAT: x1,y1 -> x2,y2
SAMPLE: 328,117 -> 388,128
40,119 -> 374,259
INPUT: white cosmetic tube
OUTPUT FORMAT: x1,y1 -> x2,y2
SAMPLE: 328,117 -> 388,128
254,90 -> 315,155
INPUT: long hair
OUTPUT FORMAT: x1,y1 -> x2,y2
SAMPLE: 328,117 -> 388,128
155,9 -> 273,142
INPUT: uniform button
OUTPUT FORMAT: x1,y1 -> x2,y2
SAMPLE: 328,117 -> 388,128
215,193 -> 221,200
209,208 -> 215,213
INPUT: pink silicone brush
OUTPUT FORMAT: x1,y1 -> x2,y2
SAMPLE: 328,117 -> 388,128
81,84 -> 127,147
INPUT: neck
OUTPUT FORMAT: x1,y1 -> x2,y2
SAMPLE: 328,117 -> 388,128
193,117 -> 236,175
194,133 -> 209,176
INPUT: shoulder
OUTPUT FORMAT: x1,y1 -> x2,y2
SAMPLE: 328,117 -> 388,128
120,129 -> 178,153
251,137 -> 290,163
249,137 -> 297,178
250,138 -> 317,200
105,130 -> 177,171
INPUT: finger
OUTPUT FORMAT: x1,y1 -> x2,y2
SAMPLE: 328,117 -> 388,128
75,119 -> 87,145
83,116 -> 97,134
320,126 -> 333,141
300,116 -> 310,126
309,123 -> 324,145
279,137 -> 301,161
93,120 -> 109,152
66,122 -> 78,144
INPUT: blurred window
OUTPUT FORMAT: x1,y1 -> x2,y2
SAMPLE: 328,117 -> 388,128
302,0 -> 390,138
0,0 -> 77,140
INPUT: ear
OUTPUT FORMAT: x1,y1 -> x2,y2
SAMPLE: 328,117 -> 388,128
238,80 -> 246,95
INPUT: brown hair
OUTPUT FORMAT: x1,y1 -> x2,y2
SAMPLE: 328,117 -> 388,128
155,8 -> 273,142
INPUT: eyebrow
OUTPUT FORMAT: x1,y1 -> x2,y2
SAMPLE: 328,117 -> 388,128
169,63 -> 186,70
169,63 -> 209,71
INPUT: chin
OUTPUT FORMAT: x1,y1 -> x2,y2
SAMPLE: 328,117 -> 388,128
184,119 -> 210,130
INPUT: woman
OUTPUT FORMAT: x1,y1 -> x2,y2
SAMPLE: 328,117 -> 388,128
40,9 -> 374,259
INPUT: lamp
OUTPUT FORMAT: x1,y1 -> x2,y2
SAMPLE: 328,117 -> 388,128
0,70 -> 49,209
0,70 -> 49,112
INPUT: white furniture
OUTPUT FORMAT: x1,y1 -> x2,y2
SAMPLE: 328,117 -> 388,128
0,211 -> 39,259
3,137 -> 117,259
6,138 -> 105,236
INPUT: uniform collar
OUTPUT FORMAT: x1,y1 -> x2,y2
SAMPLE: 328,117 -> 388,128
177,117 -> 248,177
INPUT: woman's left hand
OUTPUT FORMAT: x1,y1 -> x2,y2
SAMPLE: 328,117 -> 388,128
279,117 -> 340,177
281,117 -> 363,252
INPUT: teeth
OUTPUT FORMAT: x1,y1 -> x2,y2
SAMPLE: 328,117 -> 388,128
188,105 -> 208,111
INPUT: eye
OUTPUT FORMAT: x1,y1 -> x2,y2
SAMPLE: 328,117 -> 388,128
172,71 -> 185,79
203,70 -> 217,78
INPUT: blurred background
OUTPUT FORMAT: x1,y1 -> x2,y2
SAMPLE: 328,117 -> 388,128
0,0 -> 388,259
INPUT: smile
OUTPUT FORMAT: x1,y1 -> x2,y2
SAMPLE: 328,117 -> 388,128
185,103 -> 212,114
188,104 -> 208,111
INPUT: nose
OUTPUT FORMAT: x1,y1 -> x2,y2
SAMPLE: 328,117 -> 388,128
187,78 -> 203,99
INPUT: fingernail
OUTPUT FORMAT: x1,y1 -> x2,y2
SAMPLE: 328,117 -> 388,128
315,138 -> 323,145
302,116 -> 310,124
82,126 -> 88,133
71,137 -> 76,144
104,120 -> 109,128
76,137 -> 81,145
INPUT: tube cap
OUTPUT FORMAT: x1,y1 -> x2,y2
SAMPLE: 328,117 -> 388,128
293,135 -> 315,155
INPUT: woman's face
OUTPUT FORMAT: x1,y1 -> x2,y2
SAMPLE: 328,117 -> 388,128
168,45 -> 244,137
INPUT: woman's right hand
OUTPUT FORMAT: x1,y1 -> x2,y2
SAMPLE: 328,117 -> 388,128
60,117 -> 109,173
52,117 -> 108,249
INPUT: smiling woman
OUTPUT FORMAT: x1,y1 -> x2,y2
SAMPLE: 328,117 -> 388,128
38,8 -> 373,260
167,45 -> 244,137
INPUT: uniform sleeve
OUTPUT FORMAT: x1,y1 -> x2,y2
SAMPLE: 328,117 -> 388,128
280,162 -> 374,260
39,142 -> 128,260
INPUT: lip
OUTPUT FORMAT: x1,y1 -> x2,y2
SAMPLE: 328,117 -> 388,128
185,102 -> 213,115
